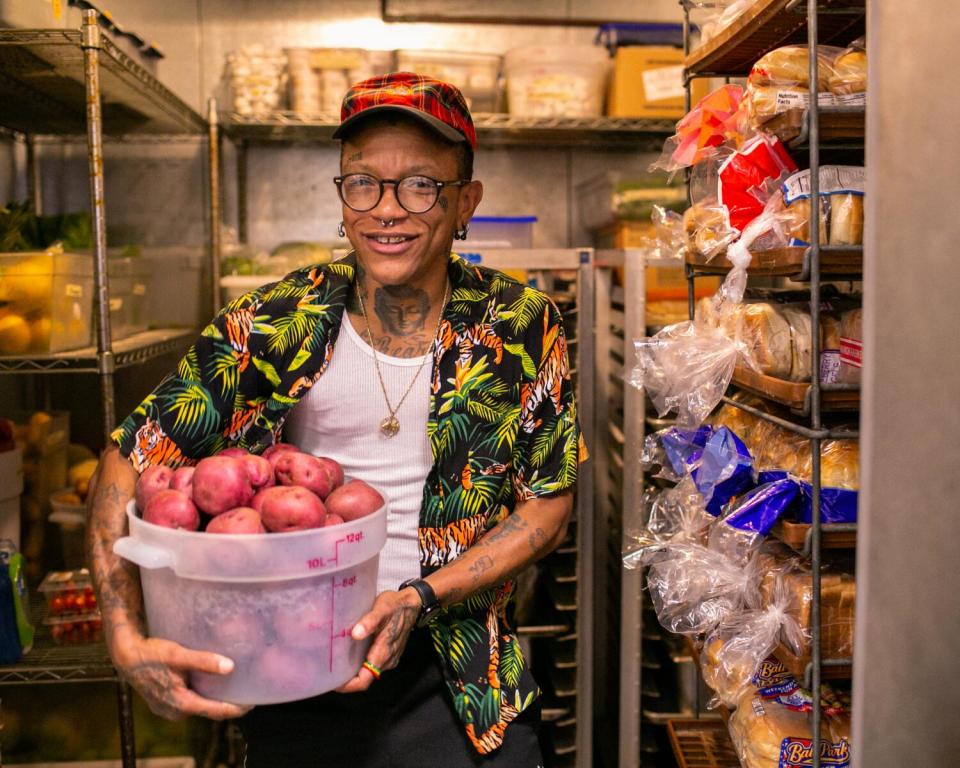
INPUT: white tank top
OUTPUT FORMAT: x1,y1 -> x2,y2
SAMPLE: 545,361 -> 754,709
283,314 -> 432,595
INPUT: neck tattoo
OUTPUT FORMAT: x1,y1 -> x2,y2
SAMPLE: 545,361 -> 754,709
355,277 -> 449,438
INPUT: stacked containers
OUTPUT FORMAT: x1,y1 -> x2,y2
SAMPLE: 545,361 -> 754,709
505,46 -> 611,117
395,50 -> 502,112
286,49 -> 394,114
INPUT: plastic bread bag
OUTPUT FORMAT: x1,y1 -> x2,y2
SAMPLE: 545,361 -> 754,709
646,542 -> 763,635
650,84 -> 749,174
729,690 -> 852,768
717,134 -> 798,233
759,558 -> 857,666
623,476 -> 714,569
708,477 -> 801,564
691,426 -> 756,516
701,579 -> 808,709
683,202 -> 740,260
786,438 -> 859,524
642,425 -> 714,481
780,166 -> 865,247
648,204 -> 689,260
838,308 -> 863,385
829,37 -> 866,96
746,44 -> 848,115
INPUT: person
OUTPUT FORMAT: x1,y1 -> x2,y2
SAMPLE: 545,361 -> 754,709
87,72 -> 585,767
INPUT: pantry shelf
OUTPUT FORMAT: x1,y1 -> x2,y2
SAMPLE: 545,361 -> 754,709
666,718 -> 741,768
225,111 -> 676,148
0,28 -> 205,135
683,0 -> 866,78
731,365 -> 860,416
0,328 -> 195,374
771,520 -> 858,555
0,640 -> 116,684
685,244 -> 862,281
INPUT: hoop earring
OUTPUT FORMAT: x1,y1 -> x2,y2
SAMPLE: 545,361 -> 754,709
454,224 -> 469,241
337,221 -> 345,238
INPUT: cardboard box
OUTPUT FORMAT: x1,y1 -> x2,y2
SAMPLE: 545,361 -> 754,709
607,46 -> 710,119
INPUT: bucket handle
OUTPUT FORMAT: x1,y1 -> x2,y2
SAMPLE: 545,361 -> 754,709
113,536 -> 174,570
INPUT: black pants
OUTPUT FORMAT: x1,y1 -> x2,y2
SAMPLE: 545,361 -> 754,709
238,629 -> 543,767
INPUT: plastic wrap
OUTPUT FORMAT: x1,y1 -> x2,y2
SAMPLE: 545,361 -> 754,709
718,134 -> 798,233
642,425 -> 756,516
759,556 -> 856,674
781,166 -> 865,247
829,38 -> 866,96
701,578 -> 808,709
708,478 -> 800,563
647,542 -> 762,635
691,0 -> 759,45
622,476 -> 714,569
650,85 -> 748,174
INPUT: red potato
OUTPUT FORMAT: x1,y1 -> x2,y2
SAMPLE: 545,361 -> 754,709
135,465 -> 174,512
322,513 -> 345,527
316,457 -> 344,491
273,593 -> 331,650
205,507 -> 266,534
218,447 -> 248,458
192,456 -> 255,516
208,607 -> 267,658
258,486 -> 326,532
263,442 -> 299,468
275,453 -> 333,499
253,645 -> 321,695
323,479 -> 384,522
169,466 -> 195,495
250,488 -> 269,514
143,489 -> 200,531
241,454 -> 275,490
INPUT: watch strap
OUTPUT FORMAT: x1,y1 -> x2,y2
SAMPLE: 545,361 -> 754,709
399,577 -> 441,627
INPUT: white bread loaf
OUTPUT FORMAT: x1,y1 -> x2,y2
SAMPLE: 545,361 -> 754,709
781,306 -> 813,381
740,303 -> 793,378
829,193 -> 864,245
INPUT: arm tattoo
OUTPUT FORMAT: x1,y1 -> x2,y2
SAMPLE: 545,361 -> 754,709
480,513 -> 529,547
469,555 -> 494,583
528,528 -> 548,554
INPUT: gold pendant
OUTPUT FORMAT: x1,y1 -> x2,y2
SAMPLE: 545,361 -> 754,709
379,415 -> 400,437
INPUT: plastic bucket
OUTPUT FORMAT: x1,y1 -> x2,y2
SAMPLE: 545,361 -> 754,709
114,497 -> 387,704
505,45 -> 610,118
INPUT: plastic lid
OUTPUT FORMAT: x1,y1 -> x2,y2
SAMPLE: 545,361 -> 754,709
469,216 -> 538,223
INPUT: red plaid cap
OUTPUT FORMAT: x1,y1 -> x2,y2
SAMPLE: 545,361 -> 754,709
333,72 -> 477,150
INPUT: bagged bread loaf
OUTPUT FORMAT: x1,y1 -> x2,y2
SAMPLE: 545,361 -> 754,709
749,46 -> 840,90
829,44 -> 867,96
780,307 -> 813,381
796,439 -> 859,490
684,202 -> 736,258
781,166 -> 865,247
839,308 -> 863,385
740,303 -> 793,378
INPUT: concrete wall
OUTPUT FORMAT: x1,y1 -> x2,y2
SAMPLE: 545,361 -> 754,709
852,2 -> 960,765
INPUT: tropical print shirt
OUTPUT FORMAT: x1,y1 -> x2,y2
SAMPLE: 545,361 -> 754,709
112,253 -> 584,754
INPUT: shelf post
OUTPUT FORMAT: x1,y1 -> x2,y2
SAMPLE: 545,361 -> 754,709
208,97 -> 222,316
807,1 -> 824,766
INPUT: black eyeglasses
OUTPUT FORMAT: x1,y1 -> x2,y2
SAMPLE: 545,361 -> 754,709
333,173 -> 470,214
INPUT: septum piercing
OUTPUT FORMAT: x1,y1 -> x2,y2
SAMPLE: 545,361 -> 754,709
379,218 -> 395,228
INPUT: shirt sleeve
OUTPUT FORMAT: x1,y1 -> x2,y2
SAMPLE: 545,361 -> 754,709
110,289 -> 270,473
510,293 -> 585,501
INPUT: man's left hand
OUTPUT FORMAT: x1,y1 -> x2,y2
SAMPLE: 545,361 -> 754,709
336,588 -> 421,692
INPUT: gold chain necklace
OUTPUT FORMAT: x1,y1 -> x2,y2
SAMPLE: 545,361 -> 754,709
355,278 -> 449,438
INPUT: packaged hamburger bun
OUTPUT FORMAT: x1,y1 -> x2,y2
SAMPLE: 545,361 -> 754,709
828,40 -> 867,95
748,45 -> 842,90
781,166 -> 865,247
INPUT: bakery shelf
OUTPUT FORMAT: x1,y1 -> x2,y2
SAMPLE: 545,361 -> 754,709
0,28 -> 205,135
717,394 -> 858,441
772,644 -> 853,683
667,718 -> 741,768
686,244 -> 862,281
684,0 -> 866,78
226,111 -> 675,149
771,520 -> 858,555
731,364 -> 860,416
0,328 -> 195,374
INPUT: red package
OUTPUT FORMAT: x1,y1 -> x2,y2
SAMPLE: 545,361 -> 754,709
718,135 -> 797,231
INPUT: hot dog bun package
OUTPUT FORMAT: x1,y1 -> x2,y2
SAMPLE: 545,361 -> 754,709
781,166 -> 865,247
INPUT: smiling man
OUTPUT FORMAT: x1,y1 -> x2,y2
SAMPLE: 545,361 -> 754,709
88,73 -> 584,768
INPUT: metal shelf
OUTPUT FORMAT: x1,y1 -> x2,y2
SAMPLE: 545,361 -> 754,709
226,111 -> 675,149
0,328 -> 196,373
686,244 -> 863,281
0,28 -> 205,135
684,0 -> 866,78
0,640 -> 117,684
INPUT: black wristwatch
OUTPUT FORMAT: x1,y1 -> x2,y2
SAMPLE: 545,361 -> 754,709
399,578 -> 441,627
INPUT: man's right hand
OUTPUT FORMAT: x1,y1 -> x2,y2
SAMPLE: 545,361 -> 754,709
112,630 -> 251,721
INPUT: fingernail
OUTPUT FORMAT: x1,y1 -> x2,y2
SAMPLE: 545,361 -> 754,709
218,656 -> 234,674
352,624 -> 365,640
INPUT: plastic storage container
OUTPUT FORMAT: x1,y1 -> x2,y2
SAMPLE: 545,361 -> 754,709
396,50 -> 502,112
286,48 -> 394,114
37,568 -> 99,617
462,216 -> 537,249
114,497 -> 388,705
0,248 -> 92,354
142,247 -> 208,329
577,171 -> 687,231
505,46 -> 610,118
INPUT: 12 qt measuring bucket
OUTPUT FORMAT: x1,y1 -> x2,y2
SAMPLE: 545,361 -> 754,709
114,498 -> 387,705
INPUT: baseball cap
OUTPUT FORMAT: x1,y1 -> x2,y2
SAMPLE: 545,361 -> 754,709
333,72 -> 478,150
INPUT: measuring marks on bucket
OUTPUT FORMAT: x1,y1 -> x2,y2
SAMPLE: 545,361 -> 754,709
305,530 -> 365,571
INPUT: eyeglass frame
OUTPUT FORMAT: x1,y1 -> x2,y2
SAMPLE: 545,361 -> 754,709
333,173 -> 471,214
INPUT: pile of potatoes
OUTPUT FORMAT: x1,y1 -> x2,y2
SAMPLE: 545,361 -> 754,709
136,444 -> 383,534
